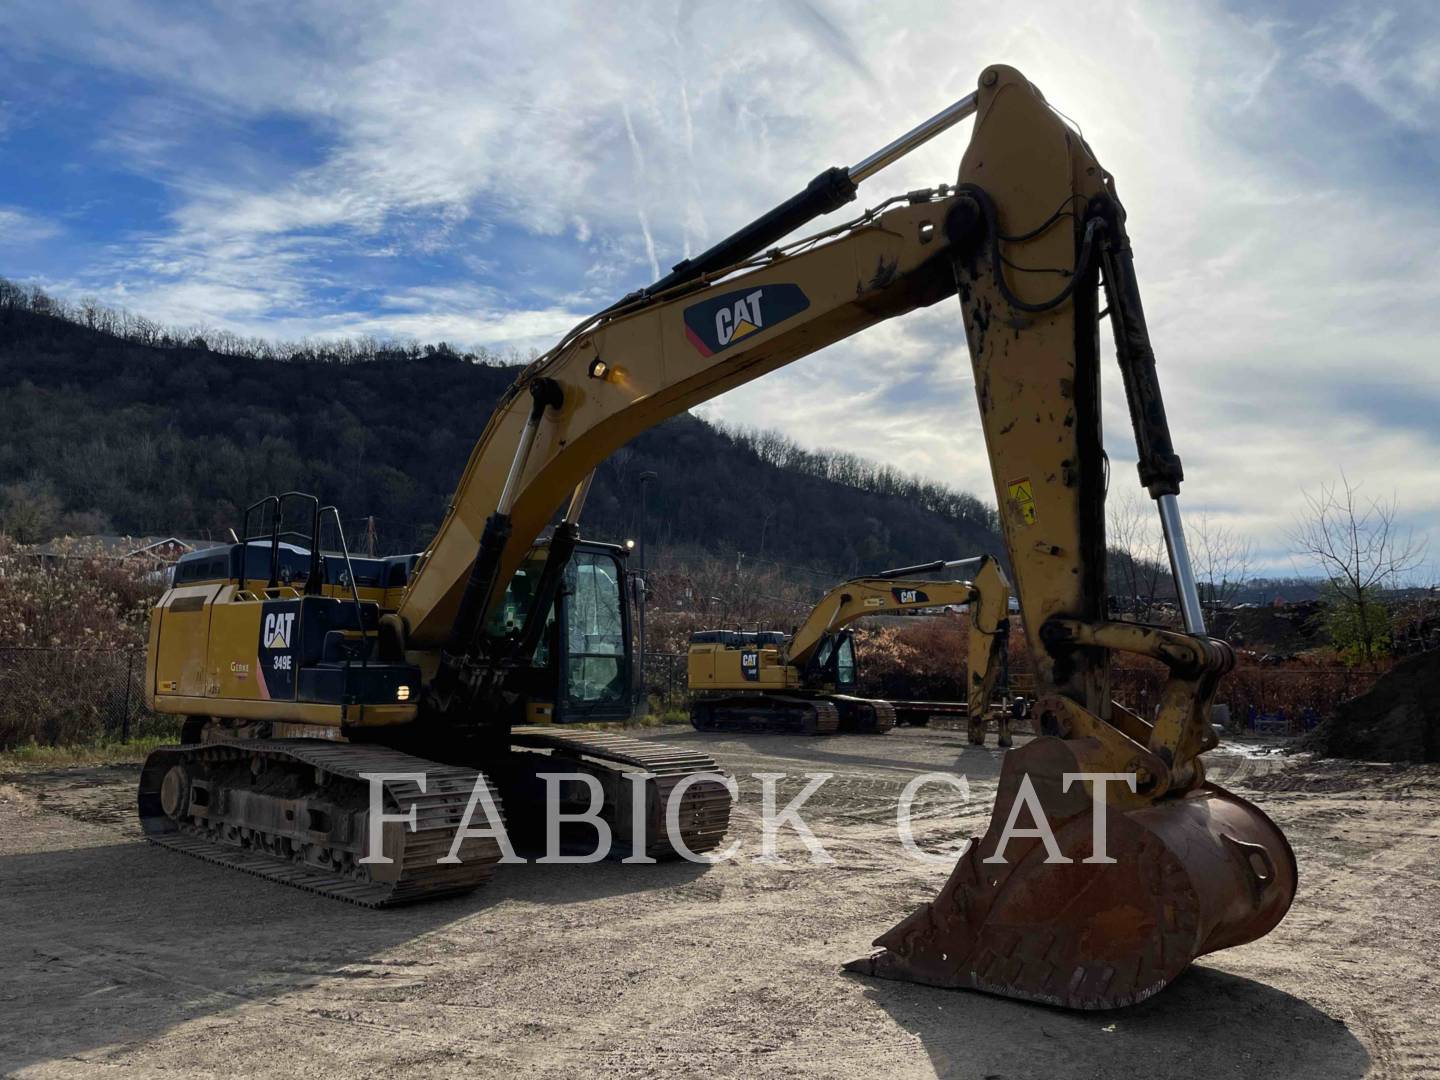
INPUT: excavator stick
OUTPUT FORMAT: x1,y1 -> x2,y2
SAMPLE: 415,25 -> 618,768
846,738 -> 1297,1009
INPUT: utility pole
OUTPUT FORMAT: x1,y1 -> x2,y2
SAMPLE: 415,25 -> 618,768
638,471 -> 657,573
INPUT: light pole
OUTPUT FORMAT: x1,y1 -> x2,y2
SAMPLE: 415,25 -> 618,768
637,470 -> 657,709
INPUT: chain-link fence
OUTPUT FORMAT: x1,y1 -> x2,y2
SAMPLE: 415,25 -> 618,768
0,648 -> 167,749
644,652 -> 688,707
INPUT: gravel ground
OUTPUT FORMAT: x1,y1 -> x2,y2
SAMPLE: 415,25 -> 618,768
2,727 -> 1437,1078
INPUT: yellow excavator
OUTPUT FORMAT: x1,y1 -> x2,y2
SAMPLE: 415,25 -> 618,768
685,555 -> 1013,739
137,65 -> 1295,1009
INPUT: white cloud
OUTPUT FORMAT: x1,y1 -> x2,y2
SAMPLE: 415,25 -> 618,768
1300,8 -> 1440,131
4,0 -> 1439,572
0,206 -> 60,246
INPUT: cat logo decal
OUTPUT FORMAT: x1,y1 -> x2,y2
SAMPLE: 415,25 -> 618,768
262,611 -> 296,650
683,284 -> 810,357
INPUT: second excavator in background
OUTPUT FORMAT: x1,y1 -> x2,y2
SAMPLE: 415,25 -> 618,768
685,555 -> 1013,740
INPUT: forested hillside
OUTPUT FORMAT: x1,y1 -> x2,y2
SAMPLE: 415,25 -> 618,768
0,282 -> 1000,575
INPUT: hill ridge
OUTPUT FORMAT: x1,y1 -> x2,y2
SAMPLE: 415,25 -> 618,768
0,288 -> 1000,576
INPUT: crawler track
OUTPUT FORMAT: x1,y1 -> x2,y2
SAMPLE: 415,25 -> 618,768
139,739 -> 503,907
510,727 -> 732,857
690,695 -> 842,735
830,696 -> 897,733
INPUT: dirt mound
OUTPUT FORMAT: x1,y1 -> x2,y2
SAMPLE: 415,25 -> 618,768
1210,601 -> 1328,652
1302,648 -> 1440,762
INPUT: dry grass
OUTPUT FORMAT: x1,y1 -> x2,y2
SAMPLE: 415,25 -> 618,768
0,734 -> 173,770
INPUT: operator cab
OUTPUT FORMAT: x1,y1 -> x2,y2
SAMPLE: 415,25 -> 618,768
809,630 -> 858,690
491,539 -> 640,725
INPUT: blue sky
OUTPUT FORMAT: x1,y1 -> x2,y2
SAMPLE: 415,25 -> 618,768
1,0 -> 1437,574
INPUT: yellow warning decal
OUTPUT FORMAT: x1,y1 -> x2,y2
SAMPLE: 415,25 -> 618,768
1007,477 -> 1037,526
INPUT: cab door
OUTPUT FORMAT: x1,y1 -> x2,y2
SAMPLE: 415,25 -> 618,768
834,631 -> 858,689
559,550 -> 632,720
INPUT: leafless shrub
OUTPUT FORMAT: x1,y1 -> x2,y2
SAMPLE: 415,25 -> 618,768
1191,511 -> 1254,609
1289,473 -> 1428,666
0,535 -> 165,746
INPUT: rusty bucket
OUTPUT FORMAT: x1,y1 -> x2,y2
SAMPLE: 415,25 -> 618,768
846,736 -> 1297,1009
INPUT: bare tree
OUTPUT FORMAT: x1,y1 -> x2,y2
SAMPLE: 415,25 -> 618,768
0,479 -> 63,544
602,446 -> 637,535
756,502 -> 777,558
1289,473 -> 1427,665
1107,492 -> 1170,621
1191,511 -> 1254,609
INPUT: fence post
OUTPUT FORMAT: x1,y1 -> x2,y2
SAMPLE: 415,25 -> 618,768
121,651 -> 134,743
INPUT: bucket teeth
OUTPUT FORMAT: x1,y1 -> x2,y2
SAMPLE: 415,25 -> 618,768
847,737 -> 1297,1010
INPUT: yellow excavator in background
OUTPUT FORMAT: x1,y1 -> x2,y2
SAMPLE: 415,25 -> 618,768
686,555 -> 1013,740
137,64 -> 1295,1009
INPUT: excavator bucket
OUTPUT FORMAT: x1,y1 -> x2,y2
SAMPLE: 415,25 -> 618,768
846,737 -> 1297,1009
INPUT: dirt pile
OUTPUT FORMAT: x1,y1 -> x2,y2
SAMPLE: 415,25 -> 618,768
1303,648 -> 1440,762
1210,601 -> 1328,653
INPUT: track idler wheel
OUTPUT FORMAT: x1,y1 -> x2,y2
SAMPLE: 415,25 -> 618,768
846,736 -> 1296,1009
159,764 -> 191,818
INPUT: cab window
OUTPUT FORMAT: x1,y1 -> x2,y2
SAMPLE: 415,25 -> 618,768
815,637 -> 834,669
565,552 -> 627,706
835,635 -> 856,687
486,555 -> 547,637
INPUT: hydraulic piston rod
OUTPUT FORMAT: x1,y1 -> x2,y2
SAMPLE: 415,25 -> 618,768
848,92 -> 978,183
1158,493 -> 1206,635
635,91 -> 979,299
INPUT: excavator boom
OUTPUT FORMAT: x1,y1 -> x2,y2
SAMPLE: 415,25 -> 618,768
394,197 -> 966,653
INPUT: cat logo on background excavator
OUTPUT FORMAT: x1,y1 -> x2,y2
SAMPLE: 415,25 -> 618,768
683,283 -> 810,357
